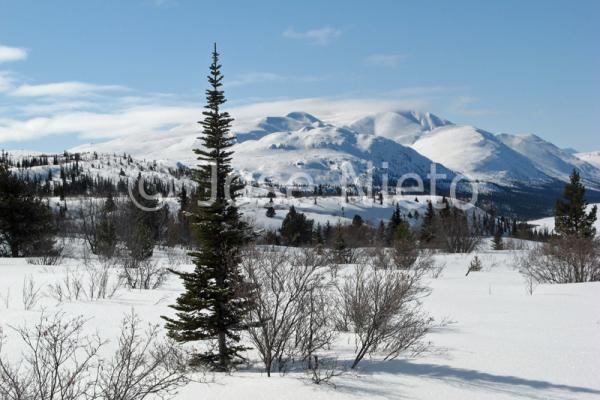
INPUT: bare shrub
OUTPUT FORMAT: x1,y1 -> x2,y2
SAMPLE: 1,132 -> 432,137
241,246 -> 335,376
46,267 -> 85,303
0,313 -> 104,400
22,275 -> 43,310
120,257 -> 168,290
25,244 -> 64,266
0,312 -> 189,400
84,258 -> 122,300
96,312 -> 190,400
339,258 -> 432,369
518,237 -> 600,283
305,355 -> 344,387
439,210 -> 481,253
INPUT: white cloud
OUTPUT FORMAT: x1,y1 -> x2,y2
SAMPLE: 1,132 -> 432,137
364,53 -> 407,68
0,44 -> 28,63
11,81 -> 128,97
282,27 -> 342,46
0,71 -> 15,92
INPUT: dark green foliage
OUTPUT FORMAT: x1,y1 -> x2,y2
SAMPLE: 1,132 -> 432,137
0,164 -> 57,257
492,226 -> 504,250
555,170 -> 597,238
265,206 -> 276,218
126,174 -> 159,260
163,45 -> 253,371
420,201 -> 436,243
280,205 -> 314,246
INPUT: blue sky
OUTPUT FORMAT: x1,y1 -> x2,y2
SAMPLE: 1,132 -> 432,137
0,0 -> 598,152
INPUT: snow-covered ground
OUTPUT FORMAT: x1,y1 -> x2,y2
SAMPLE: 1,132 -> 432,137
1,245 -> 598,399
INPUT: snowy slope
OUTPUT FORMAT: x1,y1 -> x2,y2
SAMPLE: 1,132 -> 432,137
575,151 -> 600,169
348,110 -> 451,145
498,133 -> 600,187
412,125 -> 551,184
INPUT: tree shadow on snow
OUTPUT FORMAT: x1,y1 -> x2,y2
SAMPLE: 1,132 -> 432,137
343,359 -> 600,399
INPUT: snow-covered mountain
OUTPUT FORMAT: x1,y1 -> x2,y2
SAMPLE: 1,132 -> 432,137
69,110 -> 600,192
233,116 -> 455,185
575,151 -> 600,169
411,125 -> 551,184
74,112 -> 456,187
348,110 -> 451,145
497,134 -> 600,187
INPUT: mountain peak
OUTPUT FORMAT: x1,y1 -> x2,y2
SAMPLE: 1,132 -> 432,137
349,110 -> 452,145
285,111 -> 322,124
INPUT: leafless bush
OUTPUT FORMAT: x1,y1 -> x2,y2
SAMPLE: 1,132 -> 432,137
0,313 -> 104,400
119,257 -> 168,290
439,211 -> 481,253
305,355 -> 344,387
518,237 -> 600,283
84,258 -> 122,300
0,312 -> 190,400
339,258 -> 433,369
241,246 -> 335,376
96,312 -> 190,400
22,275 -> 43,310
26,245 -> 64,266
46,267 -> 85,302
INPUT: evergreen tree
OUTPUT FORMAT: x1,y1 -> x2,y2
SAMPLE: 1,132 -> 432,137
420,200 -> 436,243
280,205 -> 314,246
492,226 -> 504,251
163,45 -> 253,371
0,165 -> 56,257
555,170 -> 597,238
265,206 -> 275,218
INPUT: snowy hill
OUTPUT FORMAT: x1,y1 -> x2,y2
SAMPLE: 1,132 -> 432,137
411,125 -> 551,184
497,134 -> 600,187
348,110 -> 451,145
575,151 -> 600,169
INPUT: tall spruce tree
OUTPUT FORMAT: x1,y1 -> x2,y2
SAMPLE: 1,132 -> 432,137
163,44 -> 252,371
555,170 -> 597,238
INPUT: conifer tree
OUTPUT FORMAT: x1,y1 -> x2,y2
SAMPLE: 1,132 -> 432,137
492,226 -> 504,250
163,45 -> 252,371
0,164 -> 56,257
555,170 -> 597,238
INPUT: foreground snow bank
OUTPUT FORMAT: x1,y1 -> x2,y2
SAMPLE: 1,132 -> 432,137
0,249 -> 599,400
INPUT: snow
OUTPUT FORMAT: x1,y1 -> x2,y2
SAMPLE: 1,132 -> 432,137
576,151 -> 600,169
528,203 -> 600,234
498,134 -> 600,187
412,125 -> 552,184
348,110 -> 451,145
1,247 -> 599,399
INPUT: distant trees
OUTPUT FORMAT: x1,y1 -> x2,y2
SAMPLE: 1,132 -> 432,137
520,170 -> 600,283
0,164 -> 57,257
